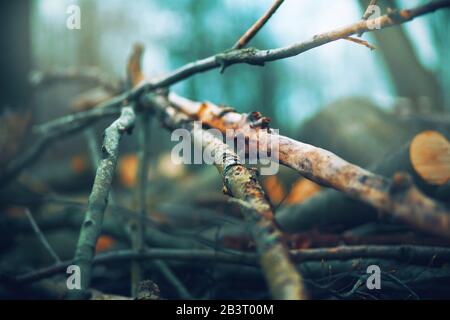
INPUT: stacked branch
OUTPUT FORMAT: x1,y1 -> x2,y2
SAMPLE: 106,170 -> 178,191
2,0 -> 450,300
161,94 -> 450,239
277,130 -> 450,233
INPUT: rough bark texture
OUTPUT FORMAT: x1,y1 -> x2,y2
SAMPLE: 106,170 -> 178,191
69,106 -> 135,299
277,131 -> 450,233
145,94 -> 307,300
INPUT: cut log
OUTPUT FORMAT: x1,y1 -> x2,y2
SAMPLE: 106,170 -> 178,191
410,131 -> 450,186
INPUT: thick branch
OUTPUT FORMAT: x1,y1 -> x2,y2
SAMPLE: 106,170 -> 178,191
131,111 -> 150,296
13,0 -> 449,187
146,94 -> 306,300
0,108 -> 119,187
30,67 -> 122,93
362,0 -> 378,20
68,106 -> 135,299
159,94 -> 450,239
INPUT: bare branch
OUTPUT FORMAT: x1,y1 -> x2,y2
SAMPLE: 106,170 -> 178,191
146,94 -> 307,300
24,209 -> 61,264
139,0 -> 450,90
68,106 -> 136,299
233,0 -> 285,50
9,1 -> 448,187
13,245 -> 450,284
154,93 -> 450,239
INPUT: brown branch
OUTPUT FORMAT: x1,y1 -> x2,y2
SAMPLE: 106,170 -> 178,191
126,44 -> 193,299
0,106 -> 120,187
157,93 -> 450,239
146,94 -> 307,300
233,0 -> 285,50
68,106 -> 136,299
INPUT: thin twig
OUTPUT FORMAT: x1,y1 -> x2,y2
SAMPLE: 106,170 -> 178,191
24,209 -> 61,264
233,0 -> 285,49
131,111 -> 150,297
147,95 -> 307,300
159,93 -> 450,239
362,0 -> 379,20
10,1 -> 449,188
0,109 -> 118,187
344,36 -> 376,50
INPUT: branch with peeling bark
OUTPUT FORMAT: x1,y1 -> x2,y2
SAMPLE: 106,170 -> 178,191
68,106 -> 135,299
149,93 -> 450,239
146,94 -> 307,300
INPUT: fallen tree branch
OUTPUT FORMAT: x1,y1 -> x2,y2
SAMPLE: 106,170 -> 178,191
132,0 -> 450,92
12,245 -> 450,284
10,1 -> 449,187
24,92 -> 450,239
276,131 -> 450,233
146,94 -> 307,300
68,106 -> 135,299
149,93 -> 450,238
161,94 -> 450,239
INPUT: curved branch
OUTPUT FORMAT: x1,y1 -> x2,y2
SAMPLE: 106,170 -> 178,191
68,106 -> 135,299
157,93 -> 450,239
